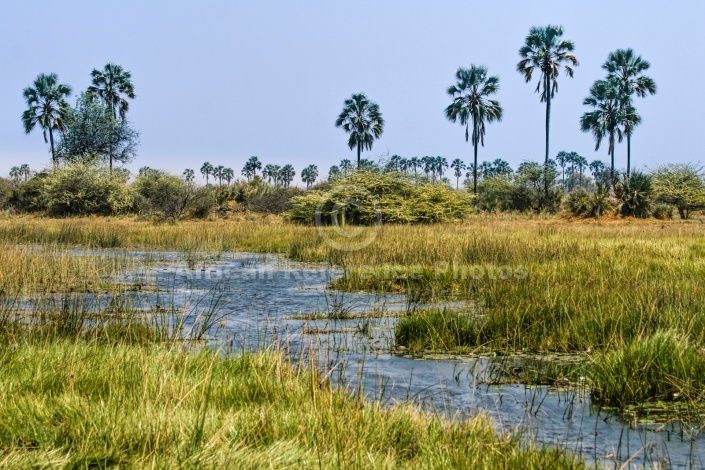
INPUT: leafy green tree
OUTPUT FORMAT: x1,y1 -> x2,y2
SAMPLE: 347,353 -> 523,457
57,93 -> 139,170
280,164 -> 295,188
451,159 -> 466,188
445,65 -> 503,194
200,162 -> 213,185
580,79 -> 633,188
133,170 -> 197,221
87,63 -> 136,120
301,164 -> 319,189
335,93 -> 384,168
603,49 -> 657,177
517,25 -> 578,195
652,163 -> 705,219
22,73 -> 72,164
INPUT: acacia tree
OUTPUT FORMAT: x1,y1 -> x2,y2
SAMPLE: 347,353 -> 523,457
517,25 -> 578,195
603,49 -> 656,177
335,93 -> 384,168
445,65 -> 503,194
22,73 -> 73,165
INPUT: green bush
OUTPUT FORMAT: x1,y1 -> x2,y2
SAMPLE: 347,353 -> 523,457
247,187 -> 305,214
615,171 -> 653,218
285,171 -> 474,224
43,164 -> 132,217
652,203 -> 675,220
476,176 -> 516,212
652,163 -> 705,219
132,170 -> 196,221
564,188 -> 612,218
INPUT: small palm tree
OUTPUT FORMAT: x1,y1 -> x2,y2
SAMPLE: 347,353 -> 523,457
436,157 -> 448,179
9,167 -> 21,182
517,25 -> 578,168
19,164 -> 31,182
22,73 -> 73,165
555,151 -> 569,191
214,165 -> 225,185
603,49 -> 656,177
580,79 -> 628,188
409,157 -> 421,176
492,159 -> 512,177
87,63 -> 136,120
183,168 -> 195,183
445,65 -> 503,194
339,159 -> 353,174
574,154 -> 588,188
200,161 -> 213,185
222,168 -> 234,186
301,164 -> 318,189
450,159 -> 466,188
335,93 -> 384,168
328,165 -> 341,181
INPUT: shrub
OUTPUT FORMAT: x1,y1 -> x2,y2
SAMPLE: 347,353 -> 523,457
652,203 -> 674,220
285,171 -> 473,224
132,170 -> 196,221
43,164 -> 132,216
476,176 -> 517,212
651,163 -> 705,219
615,171 -> 653,218
564,188 -> 612,218
247,187 -> 305,214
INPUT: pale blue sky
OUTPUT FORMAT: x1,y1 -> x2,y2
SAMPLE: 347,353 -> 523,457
1,1 -> 703,183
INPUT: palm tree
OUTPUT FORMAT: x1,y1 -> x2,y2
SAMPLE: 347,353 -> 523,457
200,161 -> 213,185
335,93 -> 384,168
555,151 -> 569,191
409,157 -> 421,176
339,159 -> 353,175
450,159 -> 466,188
445,65 -> 503,194
87,63 -> 136,120
436,157 -> 448,179
301,164 -> 318,189
9,167 -> 21,182
280,164 -> 295,188
19,164 -> 31,182
574,154 -> 588,188
214,165 -> 225,185
580,79 -> 630,189
603,49 -> 656,177
183,168 -> 195,183
242,156 -> 262,180
222,167 -> 234,186
22,73 -> 72,165
517,25 -> 578,194
492,159 -> 512,176
328,165 -> 341,181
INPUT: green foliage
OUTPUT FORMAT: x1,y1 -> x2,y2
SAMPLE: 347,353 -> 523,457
652,203 -> 675,220
564,188 -> 613,218
132,170 -> 196,221
335,93 -> 384,167
87,63 -> 136,120
57,93 -> 139,167
247,187 -> 306,214
476,176 -> 516,212
285,171 -> 474,224
615,171 -> 653,218
590,330 -> 705,408
43,164 -> 132,216
651,163 -> 705,219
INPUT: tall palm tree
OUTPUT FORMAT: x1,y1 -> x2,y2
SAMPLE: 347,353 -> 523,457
183,168 -> 195,183
555,151 -> 569,191
445,65 -> 503,194
335,93 -> 384,168
517,25 -> 578,174
580,79 -> 631,188
87,63 -> 136,120
603,49 -> 656,177
22,73 -> 72,165
200,161 -> 213,185
450,159 -> 466,189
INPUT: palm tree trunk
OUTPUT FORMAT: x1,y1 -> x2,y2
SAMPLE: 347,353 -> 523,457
610,147 -> 615,191
544,75 -> 551,198
357,144 -> 361,169
473,118 -> 479,195
49,126 -> 56,166
627,134 -> 631,178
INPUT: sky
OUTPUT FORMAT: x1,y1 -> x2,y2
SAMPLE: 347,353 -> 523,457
1,1 -> 703,183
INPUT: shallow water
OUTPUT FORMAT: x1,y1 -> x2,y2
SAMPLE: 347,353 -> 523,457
10,250 -> 705,469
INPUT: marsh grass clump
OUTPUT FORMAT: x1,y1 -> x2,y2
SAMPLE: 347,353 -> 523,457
396,309 -> 480,353
589,330 -> 705,409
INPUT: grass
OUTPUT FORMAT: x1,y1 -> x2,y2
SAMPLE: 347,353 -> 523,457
0,337 -> 584,469
0,221 -> 586,468
3,215 -> 705,410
